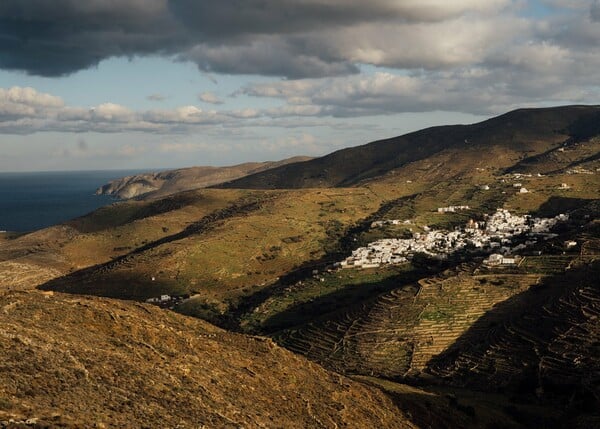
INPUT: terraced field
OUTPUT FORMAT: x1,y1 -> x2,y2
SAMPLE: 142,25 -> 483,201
517,256 -> 574,274
427,260 -> 600,409
276,262 -> 545,378
581,238 -> 600,259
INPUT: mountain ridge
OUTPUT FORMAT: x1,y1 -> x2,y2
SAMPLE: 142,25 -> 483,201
216,105 -> 600,189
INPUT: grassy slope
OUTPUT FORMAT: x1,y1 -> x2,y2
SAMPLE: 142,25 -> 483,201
36,187 -> 399,309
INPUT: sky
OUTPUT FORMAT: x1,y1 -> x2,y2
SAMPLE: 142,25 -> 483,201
0,0 -> 598,171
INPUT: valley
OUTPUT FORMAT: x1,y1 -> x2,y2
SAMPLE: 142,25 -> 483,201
1,106 -> 599,427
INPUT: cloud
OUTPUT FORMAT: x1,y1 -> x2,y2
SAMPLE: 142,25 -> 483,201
0,86 -> 64,120
169,0 -> 511,37
0,0 -> 181,76
0,0 -> 597,118
0,85 -> 255,134
197,92 -> 223,105
0,0 -> 511,78
1,2 -> 600,135
242,63 -> 600,118
593,1 -> 600,21
0,86 -> 63,108
182,36 -> 359,78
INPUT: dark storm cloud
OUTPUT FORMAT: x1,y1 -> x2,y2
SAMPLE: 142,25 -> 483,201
592,1 -> 600,21
0,0 -> 508,77
0,0 -> 183,76
183,36 -> 358,78
168,0 -> 401,39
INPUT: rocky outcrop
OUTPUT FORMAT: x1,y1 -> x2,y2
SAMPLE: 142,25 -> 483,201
96,156 -> 312,199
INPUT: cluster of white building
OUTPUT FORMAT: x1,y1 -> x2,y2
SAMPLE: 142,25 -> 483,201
339,209 -> 568,269
437,205 -> 470,213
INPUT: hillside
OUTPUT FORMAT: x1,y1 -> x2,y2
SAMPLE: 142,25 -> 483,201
245,205 -> 600,427
0,106 -> 594,319
0,288 -> 415,428
217,105 -> 600,189
0,105 -> 599,427
427,259 -> 600,401
96,156 -> 312,199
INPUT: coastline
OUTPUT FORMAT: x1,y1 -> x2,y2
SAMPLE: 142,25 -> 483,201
0,170 -> 137,233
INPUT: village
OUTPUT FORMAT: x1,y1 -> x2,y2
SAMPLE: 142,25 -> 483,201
339,208 -> 569,269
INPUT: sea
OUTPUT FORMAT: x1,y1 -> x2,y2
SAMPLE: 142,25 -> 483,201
0,170 -> 148,232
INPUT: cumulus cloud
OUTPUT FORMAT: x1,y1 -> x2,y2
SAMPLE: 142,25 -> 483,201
0,87 -> 63,119
0,86 -> 250,134
197,92 -> 223,105
182,36 -> 359,78
242,64 -> 600,118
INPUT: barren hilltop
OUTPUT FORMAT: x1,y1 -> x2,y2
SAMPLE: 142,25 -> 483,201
1,105 -> 599,427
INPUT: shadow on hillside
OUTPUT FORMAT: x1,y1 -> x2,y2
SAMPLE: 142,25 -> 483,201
360,379 -> 560,429
68,191 -> 209,233
256,270 -> 423,335
424,260 -> 600,416
41,270 -> 188,300
503,136 -> 573,175
38,197 -> 268,297
567,110 -> 600,141
533,196 -> 598,218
